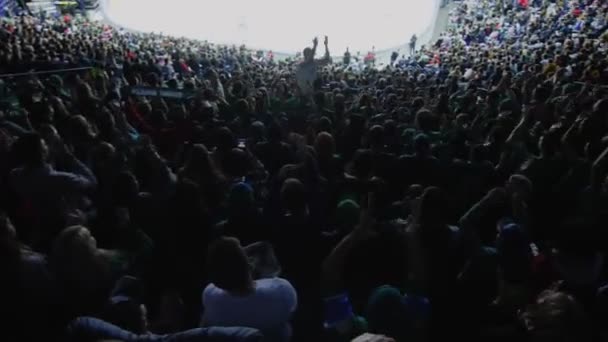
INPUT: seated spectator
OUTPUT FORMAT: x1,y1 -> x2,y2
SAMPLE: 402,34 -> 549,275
202,237 -> 297,341
215,182 -> 267,246
10,132 -> 97,249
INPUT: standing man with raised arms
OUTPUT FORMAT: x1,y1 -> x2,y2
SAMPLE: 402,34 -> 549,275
296,35 -> 330,107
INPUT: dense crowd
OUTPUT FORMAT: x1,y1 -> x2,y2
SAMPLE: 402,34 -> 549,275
1,0 -> 608,341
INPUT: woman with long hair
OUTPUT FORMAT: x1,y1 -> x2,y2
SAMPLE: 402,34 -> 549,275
178,144 -> 226,210
202,237 -> 297,342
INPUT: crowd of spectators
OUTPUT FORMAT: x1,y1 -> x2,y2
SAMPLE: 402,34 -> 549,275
1,0 -> 608,341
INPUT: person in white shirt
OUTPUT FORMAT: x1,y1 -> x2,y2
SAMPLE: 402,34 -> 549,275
201,237 -> 297,342
295,36 -> 330,103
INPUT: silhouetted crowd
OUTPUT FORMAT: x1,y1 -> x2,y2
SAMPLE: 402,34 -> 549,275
1,0 -> 608,341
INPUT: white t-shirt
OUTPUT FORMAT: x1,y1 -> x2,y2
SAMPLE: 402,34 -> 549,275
202,278 -> 297,341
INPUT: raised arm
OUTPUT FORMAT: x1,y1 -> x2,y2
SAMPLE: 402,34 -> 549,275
311,36 -> 319,58
591,144 -> 608,193
52,144 -> 98,191
322,195 -> 375,294
561,116 -> 583,162
505,104 -> 533,148
459,187 -> 507,254
316,36 -> 331,66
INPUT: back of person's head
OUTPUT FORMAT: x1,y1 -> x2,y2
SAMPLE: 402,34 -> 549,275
522,290 -> 589,342
185,144 -> 212,173
280,178 -> 307,214
113,171 -> 140,206
335,199 -> 360,233
350,149 -> 373,179
366,286 -> 430,342
51,226 -> 97,265
14,132 -> 47,167
318,116 -> 332,133
225,148 -> 248,178
91,141 -> 117,170
507,174 -> 533,200
234,98 -> 250,115
149,108 -> 167,128
68,115 -> 95,141
470,144 -> 487,163
349,114 -> 366,132
268,120 -> 284,143
216,127 -> 236,151
539,128 -> 561,157
334,94 -> 346,113
314,91 -> 326,107
76,81 -> 97,103
250,121 -> 266,142
93,116 -> 113,143
228,182 -> 254,214
315,132 -> 335,158
174,176 -> 202,205
592,99 -> 608,120
596,285 -> 608,338
418,187 -> 449,242
533,84 -> 552,103
50,225 -> 104,291
413,133 -> 431,156
303,47 -> 314,61
206,237 -> 252,294
232,81 -> 244,97
104,276 -> 147,334
368,125 -> 385,149
496,220 -> 533,284
104,299 -> 147,334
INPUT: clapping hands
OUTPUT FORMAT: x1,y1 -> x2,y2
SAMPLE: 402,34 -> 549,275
312,36 -> 328,47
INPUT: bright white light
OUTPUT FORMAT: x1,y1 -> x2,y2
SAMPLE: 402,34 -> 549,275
104,0 -> 436,55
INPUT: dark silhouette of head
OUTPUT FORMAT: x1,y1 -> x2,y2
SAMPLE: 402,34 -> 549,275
206,237 -> 253,294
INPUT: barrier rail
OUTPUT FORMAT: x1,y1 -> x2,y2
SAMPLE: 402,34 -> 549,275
0,67 -> 93,79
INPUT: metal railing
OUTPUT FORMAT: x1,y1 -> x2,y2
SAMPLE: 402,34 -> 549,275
0,66 -> 93,79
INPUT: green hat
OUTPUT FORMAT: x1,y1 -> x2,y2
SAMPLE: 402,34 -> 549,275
366,286 -> 430,341
335,199 -> 360,228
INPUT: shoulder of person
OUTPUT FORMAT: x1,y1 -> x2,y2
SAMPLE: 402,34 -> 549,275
255,278 -> 297,303
203,283 -> 225,302
258,277 -> 294,290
